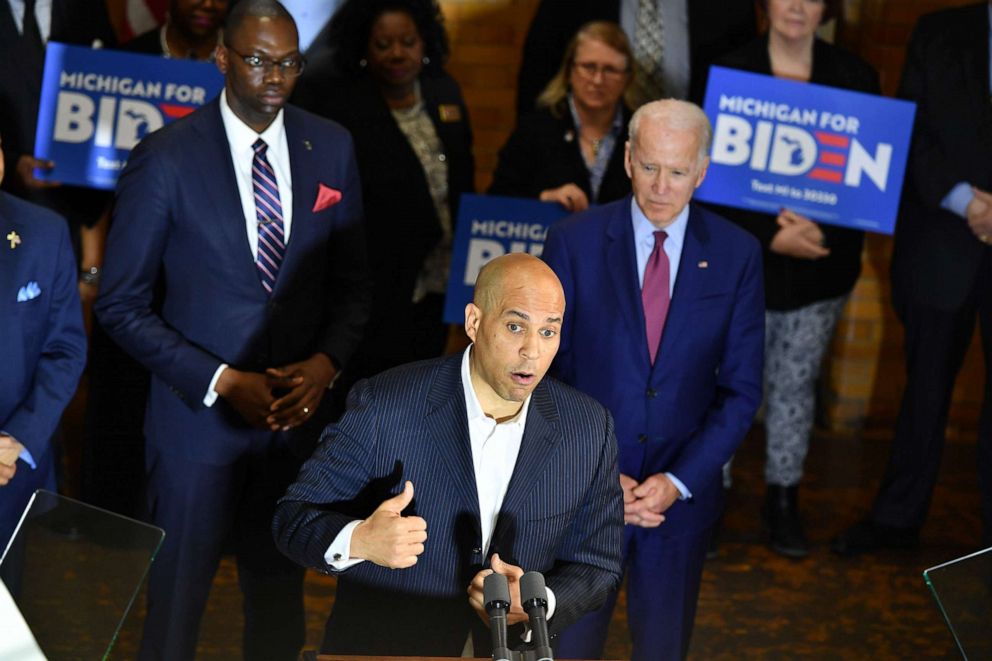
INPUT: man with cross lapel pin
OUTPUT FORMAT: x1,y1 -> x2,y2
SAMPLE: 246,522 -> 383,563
95,2 -> 370,658
541,99 -> 764,660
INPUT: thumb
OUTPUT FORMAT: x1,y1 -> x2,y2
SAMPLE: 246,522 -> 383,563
376,480 -> 414,514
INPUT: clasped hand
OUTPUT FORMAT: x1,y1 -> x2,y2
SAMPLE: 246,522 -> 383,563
467,553 -> 529,625
621,472 -> 680,527
770,209 -> 830,260
0,434 -> 25,487
216,353 -> 335,430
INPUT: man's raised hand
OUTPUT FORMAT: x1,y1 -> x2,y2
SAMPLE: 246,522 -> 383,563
350,481 -> 427,569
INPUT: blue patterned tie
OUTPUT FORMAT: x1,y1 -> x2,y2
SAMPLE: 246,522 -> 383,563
252,139 -> 285,295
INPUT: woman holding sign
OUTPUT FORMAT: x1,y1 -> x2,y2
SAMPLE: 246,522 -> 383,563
488,21 -> 635,212
292,0 -> 473,408
709,0 -> 879,558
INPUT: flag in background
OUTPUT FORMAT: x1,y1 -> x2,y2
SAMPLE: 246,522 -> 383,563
104,0 -> 168,42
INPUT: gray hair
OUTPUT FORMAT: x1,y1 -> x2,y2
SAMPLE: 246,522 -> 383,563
628,99 -> 712,164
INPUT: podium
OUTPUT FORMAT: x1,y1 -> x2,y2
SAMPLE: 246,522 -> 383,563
0,490 -> 164,659
924,545 -> 992,659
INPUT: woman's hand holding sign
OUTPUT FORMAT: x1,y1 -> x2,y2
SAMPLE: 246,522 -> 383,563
771,208 -> 830,260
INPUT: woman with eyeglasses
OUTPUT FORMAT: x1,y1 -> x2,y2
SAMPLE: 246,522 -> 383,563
707,0 -> 879,558
292,0 -> 472,406
489,21 -> 636,212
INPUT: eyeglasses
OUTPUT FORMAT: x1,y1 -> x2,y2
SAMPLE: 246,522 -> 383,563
572,61 -> 629,81
227,47 -> 306,77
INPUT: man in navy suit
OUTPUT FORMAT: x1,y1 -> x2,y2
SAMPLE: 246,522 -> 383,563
0,135 -> 86,550
274,254 -> 624,657
94,2 -> 370,658
541,99 -> 764,660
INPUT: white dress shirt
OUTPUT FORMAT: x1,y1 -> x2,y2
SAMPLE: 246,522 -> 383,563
6,0 -> 52,41
323,347 -> 557,640
203,90 -> 294,406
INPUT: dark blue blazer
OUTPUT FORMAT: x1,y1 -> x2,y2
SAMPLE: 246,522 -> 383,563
542,197 -> 764,534
95,99 -> 371,463
0,192 -> 86,542
274,354 -> 624,656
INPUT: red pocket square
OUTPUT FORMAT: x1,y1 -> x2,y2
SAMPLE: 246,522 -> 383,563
313,183 -> 342,212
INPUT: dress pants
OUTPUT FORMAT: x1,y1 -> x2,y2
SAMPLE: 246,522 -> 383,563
874,252 -> 992,542
554,523 -> 711,661
138,441 -> 305,660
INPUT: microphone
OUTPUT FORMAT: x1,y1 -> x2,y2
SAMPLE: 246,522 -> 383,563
484,572 -> 514,661
520,571 -> 554,661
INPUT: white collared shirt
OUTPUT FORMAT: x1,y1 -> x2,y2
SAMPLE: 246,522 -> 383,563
218,88 -> 294,257
203,91 -> 295,406
324,346 -> 530,567
6,0 -> 52,41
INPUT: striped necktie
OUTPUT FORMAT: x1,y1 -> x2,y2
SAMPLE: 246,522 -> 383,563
252,138 -> 285,295
642,230 -> 670,364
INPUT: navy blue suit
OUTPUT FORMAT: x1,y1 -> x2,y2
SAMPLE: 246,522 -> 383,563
0,192 -> 86,548
274,354 -> 624,657
542,197 -> 763,659
95,99 -> 370,659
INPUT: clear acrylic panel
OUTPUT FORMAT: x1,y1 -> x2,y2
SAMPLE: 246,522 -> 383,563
0,490 -> 164,660
923,545 -> 992,660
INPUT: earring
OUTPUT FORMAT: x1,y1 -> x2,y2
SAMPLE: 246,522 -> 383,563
359,58 -> 368,68
422,55 -> 430,65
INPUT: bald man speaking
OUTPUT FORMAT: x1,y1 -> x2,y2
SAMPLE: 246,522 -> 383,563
274,254 -> 623,656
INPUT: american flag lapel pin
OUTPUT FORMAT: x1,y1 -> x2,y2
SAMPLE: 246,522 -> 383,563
698,260 -> 708,269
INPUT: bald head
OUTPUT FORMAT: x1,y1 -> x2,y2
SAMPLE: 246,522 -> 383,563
465,254 -> 565,419
473,253 -> 565,315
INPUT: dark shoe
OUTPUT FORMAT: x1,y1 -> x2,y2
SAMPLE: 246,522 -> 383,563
762,485 -> 809,558
830,519 -> 920,557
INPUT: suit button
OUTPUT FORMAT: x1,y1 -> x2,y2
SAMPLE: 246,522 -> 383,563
646,388 -> 657,398
638,434 -> 647,444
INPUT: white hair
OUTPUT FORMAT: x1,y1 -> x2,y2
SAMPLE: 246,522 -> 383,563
628,99 -> 712,164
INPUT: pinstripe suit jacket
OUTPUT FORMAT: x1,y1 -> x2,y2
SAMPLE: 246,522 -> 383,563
273,353 -> 623,656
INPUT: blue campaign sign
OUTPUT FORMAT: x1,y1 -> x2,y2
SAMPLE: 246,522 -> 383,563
696,66 -> 915,235
443,194 -> 569,324
34,42 -> 224,190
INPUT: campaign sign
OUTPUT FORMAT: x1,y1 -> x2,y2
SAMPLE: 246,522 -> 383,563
443,194 -> 569,324
34,42 -> 224,190
696,66 -> 915,234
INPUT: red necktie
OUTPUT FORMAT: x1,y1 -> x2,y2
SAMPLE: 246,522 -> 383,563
642,230 -> 670,364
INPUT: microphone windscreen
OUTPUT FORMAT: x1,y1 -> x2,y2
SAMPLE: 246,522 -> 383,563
483,572 -> 511,607
521,571 -> 548,604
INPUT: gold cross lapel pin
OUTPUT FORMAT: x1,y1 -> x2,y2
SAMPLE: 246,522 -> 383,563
7,231 -> 21,249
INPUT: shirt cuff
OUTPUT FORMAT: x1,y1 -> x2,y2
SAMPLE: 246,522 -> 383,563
0,432 -> 33,469
203,364 -> 229,407
941,182 -> 973,219
324,519 -> 365,570
520,587 -> 556,644
665,472 -> 692,500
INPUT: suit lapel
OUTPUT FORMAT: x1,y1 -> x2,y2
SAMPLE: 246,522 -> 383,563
605,200 -> 648,355
274,108 -> 315,296
0,199 -> 25,302
653,205 -> 707,373
425,357 -> 482,535
491,382 -> 562,546
191,101 -> 261,285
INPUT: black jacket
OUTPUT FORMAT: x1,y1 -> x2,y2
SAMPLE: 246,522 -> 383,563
891,3 -> 992,312
488,104 -> 631,205
708,35 -> 880,311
